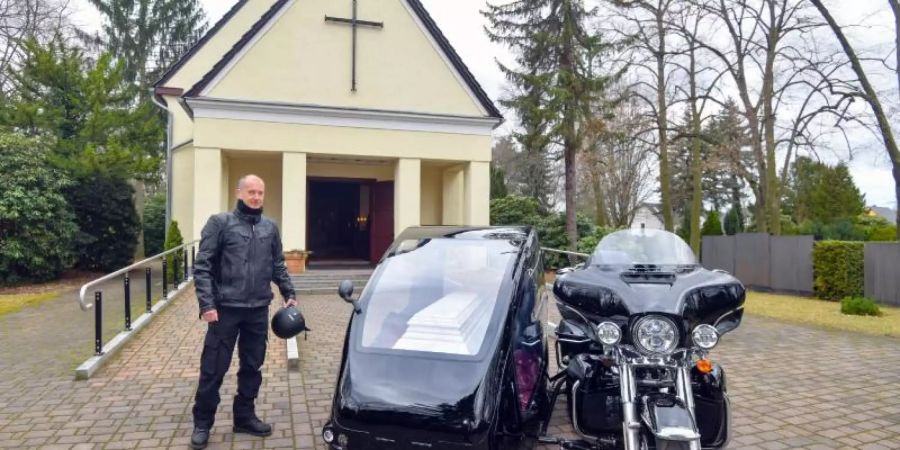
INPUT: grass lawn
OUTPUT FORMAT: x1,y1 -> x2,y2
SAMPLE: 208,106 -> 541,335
0,292 -> 60,316
745,291 -> 900,338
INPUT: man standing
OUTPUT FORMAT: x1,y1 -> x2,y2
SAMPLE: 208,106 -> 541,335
190,174 -> 297,449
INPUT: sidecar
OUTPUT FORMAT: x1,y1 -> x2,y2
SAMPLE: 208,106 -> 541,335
323,226 -> 551,450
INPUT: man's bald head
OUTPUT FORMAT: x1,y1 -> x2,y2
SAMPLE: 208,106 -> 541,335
236,175 -> 266,209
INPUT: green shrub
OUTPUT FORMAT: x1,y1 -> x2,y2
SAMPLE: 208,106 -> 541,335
840,297 -> 882,316
65,173 -> 140,272
813,241 -> 864,300
164,220 -> 185,284
577,226 -> 615,254
490,196 -> 603,269
701,211 -> 723,236
0,133 -> 78,283
143,192 -> 166,256
868,225 -> 897,241
723,206 -> 744,235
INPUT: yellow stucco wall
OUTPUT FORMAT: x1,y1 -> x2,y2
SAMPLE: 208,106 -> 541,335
394,158 -> 421,235
207,0 -> 483,116
442,165 -> 465,225
163,0 -> 277,91
194,118 -> 491,162
307,161 -> 394,181
465,161 -> 490,226
420,165 -> 443,225
225,154 -> 284,228
172,145 -> 195,240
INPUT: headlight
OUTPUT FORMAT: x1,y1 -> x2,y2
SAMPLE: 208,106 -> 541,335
596,321 -> 621,345
692,324 -> 719,350
632,316 -> 678,355
323,428 -> 334,443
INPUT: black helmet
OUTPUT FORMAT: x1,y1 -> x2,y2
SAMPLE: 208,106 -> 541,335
271,306 -> 310,339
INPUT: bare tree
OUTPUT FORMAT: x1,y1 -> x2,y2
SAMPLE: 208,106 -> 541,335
0,0 -> 72,95
609,0 -> 678,231
579,96 -> 655,228
810,0 -> 900,238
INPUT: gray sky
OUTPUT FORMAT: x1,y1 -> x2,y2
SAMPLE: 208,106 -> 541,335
69,0 -> 898,208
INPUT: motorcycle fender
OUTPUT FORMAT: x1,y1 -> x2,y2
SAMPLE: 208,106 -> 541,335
639,393 -> 700,442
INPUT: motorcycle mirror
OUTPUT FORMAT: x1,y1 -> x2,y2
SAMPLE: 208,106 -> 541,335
338,280 -> 362,314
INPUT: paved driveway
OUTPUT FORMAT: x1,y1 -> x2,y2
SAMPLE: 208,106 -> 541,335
1,290 -> 899,449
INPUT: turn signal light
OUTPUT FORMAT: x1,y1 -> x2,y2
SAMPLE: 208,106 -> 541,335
696,358 -> 713,374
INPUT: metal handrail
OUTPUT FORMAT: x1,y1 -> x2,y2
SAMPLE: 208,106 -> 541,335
541,247 -> 590,259
77,240 -> 200,311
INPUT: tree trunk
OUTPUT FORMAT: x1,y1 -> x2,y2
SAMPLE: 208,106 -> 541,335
811,0 -> 900,239
591,169 -> 608,226
688,44 -> 703,255
656,10 -> 674,232
131,179 -> 145,260
762,7 -> 780,235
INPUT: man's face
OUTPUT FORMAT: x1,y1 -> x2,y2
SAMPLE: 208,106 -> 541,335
237,177 -> 265,209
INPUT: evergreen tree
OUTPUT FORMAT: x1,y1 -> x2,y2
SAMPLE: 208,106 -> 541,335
483,0 -> 619,255
87,0 -> 207,87
490,164 -> 509,199
5,37 -> 162,179
701,211 -> 724,236
784,157 -> 865,224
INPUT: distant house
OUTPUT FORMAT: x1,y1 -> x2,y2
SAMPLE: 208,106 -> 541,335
866,206 -> 897,225
630,203 -> 665,230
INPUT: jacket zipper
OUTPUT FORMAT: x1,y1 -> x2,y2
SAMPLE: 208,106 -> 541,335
249,224 -> 256,299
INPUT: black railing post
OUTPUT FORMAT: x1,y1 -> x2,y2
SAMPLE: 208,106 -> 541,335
145,267 -> 152,313
162,257 -> 168,300
191,246 -> 196,277
174,251 -> 181,287
124,273 -> 131,331
183,248 -> 188,281
94,292 -> 103,356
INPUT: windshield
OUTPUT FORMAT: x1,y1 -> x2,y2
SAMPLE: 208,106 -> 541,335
590,229 -> 697,266
359,238 -> 517,357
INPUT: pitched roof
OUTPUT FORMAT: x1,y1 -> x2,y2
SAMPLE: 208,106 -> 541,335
153,0 -> 250,88
157,0 -> 502,119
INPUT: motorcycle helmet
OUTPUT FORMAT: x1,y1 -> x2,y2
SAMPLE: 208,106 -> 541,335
271,306 -> 310,339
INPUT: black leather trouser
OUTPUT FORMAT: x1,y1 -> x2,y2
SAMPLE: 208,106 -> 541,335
192,305 -> 268,429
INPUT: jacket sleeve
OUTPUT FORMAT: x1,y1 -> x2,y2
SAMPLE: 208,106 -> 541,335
272,225 -> 297,301
194,215 -> 223,314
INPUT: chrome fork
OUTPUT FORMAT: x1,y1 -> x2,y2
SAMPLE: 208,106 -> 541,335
619,361 -> 641,450
675,364 -> 702,450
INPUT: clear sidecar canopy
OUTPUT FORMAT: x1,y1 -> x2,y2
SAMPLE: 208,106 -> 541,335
591,228 -> 697,267
359,237 -> 517,357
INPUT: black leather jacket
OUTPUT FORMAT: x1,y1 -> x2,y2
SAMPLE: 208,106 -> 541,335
194,204 -> 296,313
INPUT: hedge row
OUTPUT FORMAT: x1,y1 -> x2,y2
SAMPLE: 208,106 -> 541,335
813,240 -> 864,300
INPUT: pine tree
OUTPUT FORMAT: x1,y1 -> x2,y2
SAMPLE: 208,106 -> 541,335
483,0 -> 619,255
87,0 -> 207,87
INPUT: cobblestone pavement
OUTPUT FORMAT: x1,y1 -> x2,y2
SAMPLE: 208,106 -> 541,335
1,289 -> 900,449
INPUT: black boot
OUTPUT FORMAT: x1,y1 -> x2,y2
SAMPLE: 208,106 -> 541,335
233,417 -> 272,437
189,428 -> 210,449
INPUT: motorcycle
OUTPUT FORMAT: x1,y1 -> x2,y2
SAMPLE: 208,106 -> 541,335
547,228 -> 744,450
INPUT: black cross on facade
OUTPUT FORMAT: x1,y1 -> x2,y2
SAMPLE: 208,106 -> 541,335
325,0 -> 384,92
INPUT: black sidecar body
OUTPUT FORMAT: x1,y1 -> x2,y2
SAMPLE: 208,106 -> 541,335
323,226 -> 551,450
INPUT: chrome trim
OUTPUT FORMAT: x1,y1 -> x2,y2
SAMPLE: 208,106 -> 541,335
676,364 -> 702,450
619,363 -> 641,450
631,315 -> 679,356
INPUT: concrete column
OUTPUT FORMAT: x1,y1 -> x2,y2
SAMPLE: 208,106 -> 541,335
394,158 -> 421,235
464,161 -> 490,226
192,147 -> 223,241
281,152 -> 307,251
442,165 -> 465,225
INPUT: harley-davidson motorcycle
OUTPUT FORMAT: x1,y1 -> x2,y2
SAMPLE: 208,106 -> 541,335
548,228 -> 744,450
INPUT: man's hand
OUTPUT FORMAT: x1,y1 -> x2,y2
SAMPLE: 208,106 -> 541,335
284,298 -> 297,308
202,309 -> 219,323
